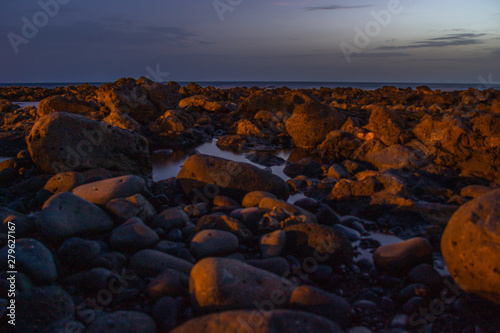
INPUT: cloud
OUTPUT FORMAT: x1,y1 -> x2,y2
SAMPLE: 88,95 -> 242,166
377,33 -> 487,50
303,4 -> 375,11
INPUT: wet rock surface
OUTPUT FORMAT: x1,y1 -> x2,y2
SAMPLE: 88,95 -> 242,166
0,81 -> 499,332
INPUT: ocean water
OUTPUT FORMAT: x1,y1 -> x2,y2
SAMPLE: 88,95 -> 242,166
1,81 -> 499,91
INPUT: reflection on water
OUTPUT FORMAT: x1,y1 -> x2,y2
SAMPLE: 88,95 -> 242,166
152,140 -> 294,182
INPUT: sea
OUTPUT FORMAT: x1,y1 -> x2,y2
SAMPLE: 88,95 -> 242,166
1,81 -> 499,91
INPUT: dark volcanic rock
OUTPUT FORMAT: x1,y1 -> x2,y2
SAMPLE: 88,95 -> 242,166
177,154 -> 289,201
27,112 -> 151,176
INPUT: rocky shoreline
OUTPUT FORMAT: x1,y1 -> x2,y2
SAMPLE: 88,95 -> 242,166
0,79 -> 499,332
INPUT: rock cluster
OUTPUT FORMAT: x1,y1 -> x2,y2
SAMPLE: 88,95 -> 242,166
0,82 -> 499,332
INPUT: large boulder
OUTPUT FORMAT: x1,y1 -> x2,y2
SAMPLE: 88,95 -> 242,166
179,95 -> 224,112
189,257 -> 295,312
26,112 -> 151,176
286,103 -> 346,149
36,95 -> 98,119
171,310 -> 343,333
365,106 -> 406,146
177,154 -> 289,201
441,189 -> 500,304
96,79 -> 159,124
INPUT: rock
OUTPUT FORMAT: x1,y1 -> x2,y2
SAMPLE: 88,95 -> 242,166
230,207 -> 266,232
316,131 -> 362,163
152,296 -> 182,332
44,172 -> 84,194
106,194 -> 156,223
213,195 -> 240,208
246,257 -> 290,276
87,311 -> 156,333
72,175 -> 146,206
441,189 -> 500,304
284,223 -> 353,266
96,80 -> 159,124
289,285 -> 352,327
136,77 -> 181,112
373,237 -> 433,275
237,90 -> 285,117
286,103 -> 346,148
190,229 -> 239,258
57,237 -> 103,271
0,207 -> 36,240
103,110 -> 142,132
171,309 -> 342,333
234,119 -> 265,137
177,154 -> 289,201
365,106 -> 406,146
179,95 -> 224,112
130,249 -> 193,277
365,145 -> 427,172
36,95 -> 97,118
189,257 -> 295,312
460,185 -> 494,198
146,269 -> 189,300
315,204 -> 342,226
0,238 -> 57,285
40,192 -> 114,242
151,208 -> 189,231
242,191 -> 277,207
18,286 -> 75,333
408,264 -> 443,290
246,151 -> 286,167
110,217 -> 160,253
195,213 -> 253,243
260,230 -> 286,257
283,157 -> 322,178
259,197 -> 317,224
327,164 -> 349,180
27,112 -> 151,176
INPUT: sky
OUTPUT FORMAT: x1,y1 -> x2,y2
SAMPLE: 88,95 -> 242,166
0,0 -> 499,83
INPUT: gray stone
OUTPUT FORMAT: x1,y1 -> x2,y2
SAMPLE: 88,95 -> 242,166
40,192 -> 113,242
110,217 -> 160,253
106,194 -> 156,223
190,229 -> 239,259
373,237 -> 433,275
87,311 -> 156,333
130,249 -> 193,277
72,175 -> 146,206
260,230 -> 286,257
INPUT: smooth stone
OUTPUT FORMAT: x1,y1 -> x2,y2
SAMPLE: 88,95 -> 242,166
146,269 -> 189,300
154,240 -> 186,256
213,195 -> 240,208
408,264 -> 443,290
171,309 -> 343,333
246,257 -> 290,276
242,191 -> 277,208
72,175 -> 146,206
373,237 -> 433,275
348,327 -> 373,333
177,154 -> 289,201
151,208 -> 189,231
230,207 -> 266,233
40,192 -> 113,242
110,217 -> 160,253
80,267 -> 123,294
18,286 -> 75,332
260,230 -> 286,257
87,311 -> 156,333
398,284 -> 430,303
130,249 -> 193,277
189,257 -> 295,312
152,297 -> 181,332
315,204 -> 341,226
190,229 -> 239,259
328,164 -> 348,180
284,223 -> 354,266
293,197 -> 320,212
332,224 -> 361,241
0,238 -> 56,285
106,194 -> 156,223
401,296 -> 425,315
44,172 -> 84,194
0,207 -> 35,241
289,284 -> 352,327
57,237 -> 102,271
441,189 -> 500,304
